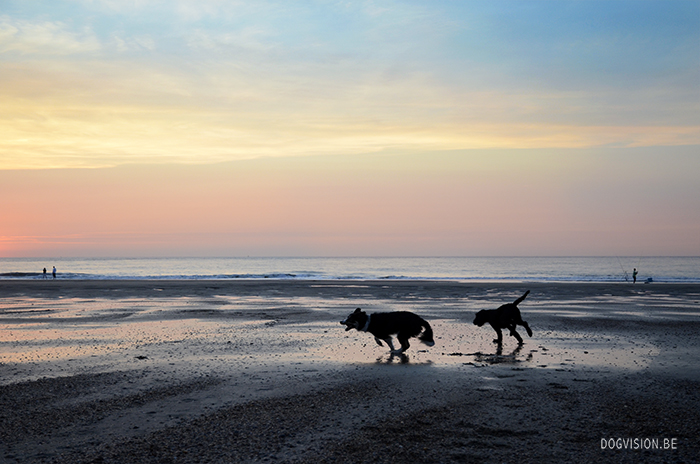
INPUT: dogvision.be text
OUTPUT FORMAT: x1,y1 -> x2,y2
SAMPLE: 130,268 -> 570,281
600,437 -> 677,450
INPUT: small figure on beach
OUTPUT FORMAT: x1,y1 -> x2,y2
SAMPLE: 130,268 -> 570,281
52,266 -> 56,279
340,308 -> 435,356
43,268 -> 47,279
633,268 -> 638,284
473,290 -> 533,345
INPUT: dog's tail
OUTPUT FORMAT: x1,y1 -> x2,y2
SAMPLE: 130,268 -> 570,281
418,318 -> 435,347
513,290 -> 530,306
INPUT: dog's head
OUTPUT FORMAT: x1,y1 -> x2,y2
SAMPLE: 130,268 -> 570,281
340,308 -> 367,331
473,310 -> 488,327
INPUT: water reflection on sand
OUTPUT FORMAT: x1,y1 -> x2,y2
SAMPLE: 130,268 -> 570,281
1,286 -> 696,386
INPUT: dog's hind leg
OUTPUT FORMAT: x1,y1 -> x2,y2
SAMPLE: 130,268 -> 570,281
512,308 -> 533,338
374,337 -> 384,347
512,313 -> 533,338
509,328 -> 524,344
507,321 -> 519,336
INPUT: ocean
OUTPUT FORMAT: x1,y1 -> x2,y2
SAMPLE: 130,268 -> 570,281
1,256 -> 699,283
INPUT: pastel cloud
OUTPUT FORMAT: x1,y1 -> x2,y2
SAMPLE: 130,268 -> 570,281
0,16 -> 101,55
1,1 -> 698,169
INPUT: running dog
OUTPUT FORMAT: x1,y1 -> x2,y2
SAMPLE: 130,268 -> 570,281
473,290 -> 533,345
340,308 -> 435,354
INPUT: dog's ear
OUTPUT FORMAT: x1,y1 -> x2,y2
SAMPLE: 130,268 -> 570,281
354,308 -> 362,313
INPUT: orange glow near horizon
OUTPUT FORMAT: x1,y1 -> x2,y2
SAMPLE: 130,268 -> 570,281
2,149 -> 699,257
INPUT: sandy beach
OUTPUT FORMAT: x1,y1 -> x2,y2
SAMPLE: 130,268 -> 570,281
1,280 -> 699,463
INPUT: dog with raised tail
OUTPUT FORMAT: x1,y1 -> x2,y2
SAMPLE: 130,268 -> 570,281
473,290 -> 533,345
340,308 -> 435,354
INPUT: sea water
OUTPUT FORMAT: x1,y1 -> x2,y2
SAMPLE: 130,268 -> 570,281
1,256 -> 699,282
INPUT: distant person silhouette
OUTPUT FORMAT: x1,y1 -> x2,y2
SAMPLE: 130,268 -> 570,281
633,268 -> 638,284
52,266 -> 56,279
43,267 -> 47,279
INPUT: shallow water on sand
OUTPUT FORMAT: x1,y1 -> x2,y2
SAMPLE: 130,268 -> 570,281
0,291 -> 670,386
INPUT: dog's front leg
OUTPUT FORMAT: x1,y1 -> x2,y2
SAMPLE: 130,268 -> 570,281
374,337 -> 384,347
491,324 -> 503,344
383,338 -> 399,353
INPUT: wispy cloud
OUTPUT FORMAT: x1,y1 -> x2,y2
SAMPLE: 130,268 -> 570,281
0,16 -> 101,55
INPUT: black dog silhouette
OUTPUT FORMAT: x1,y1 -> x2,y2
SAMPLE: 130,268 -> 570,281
341,308 -> 434,354
473,291 -> 533,345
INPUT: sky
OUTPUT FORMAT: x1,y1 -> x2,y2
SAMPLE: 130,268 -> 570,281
1,0 -> 699,257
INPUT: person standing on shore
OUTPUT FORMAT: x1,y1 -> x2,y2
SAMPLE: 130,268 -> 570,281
633,268 -> 638,284
42,268 -> 47,279
52,266 -> 56,279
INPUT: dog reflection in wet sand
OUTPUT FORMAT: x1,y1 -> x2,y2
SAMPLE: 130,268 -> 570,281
473,290 -> 533,345
473,344 -> 533,365
340,308 -> 435,355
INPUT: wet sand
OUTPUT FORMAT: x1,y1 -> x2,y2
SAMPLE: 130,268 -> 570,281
1,280 -> 699,463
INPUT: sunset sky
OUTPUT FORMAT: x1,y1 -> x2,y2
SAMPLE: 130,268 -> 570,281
1,0 -> 699,257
